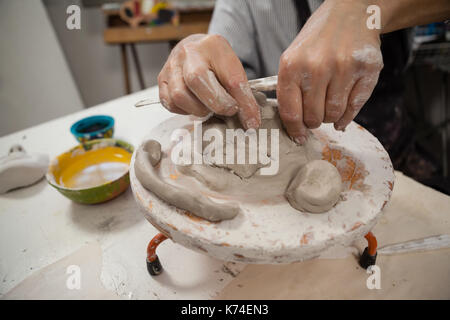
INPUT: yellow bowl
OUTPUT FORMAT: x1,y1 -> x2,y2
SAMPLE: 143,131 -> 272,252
46,139 -> 134,204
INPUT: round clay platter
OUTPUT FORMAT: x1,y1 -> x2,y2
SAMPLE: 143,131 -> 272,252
130,115 -> 395,264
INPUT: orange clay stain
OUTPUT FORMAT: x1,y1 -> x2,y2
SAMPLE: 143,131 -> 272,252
194,225 -> 205,231
322,145 -> 367,191
169,173 -> 179,180
349,221 -> 364,231
300,232 -> 314,245
387,181 -> 394,190
148,201 -> 153,209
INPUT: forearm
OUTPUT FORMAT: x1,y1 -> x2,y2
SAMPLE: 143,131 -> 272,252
378,0 -> 450,33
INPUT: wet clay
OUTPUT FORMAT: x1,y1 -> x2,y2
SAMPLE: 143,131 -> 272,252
286,160 -> 342,213
143,139 -> 162,167
135,140 -> 241,222
135,94 -> 343,222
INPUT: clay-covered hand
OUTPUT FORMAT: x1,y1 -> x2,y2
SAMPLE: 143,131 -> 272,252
158,34 -> 261,129
277,0 -> 383,143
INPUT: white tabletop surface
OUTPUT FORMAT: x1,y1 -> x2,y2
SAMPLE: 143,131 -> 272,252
1,86 -> 449,299
0,86 -> 244,299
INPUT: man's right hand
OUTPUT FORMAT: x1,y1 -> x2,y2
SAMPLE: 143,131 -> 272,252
158,34 -> 261,129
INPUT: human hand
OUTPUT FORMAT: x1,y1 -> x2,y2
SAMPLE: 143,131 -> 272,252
277,0 -> 383,144
158,34 -> 261,129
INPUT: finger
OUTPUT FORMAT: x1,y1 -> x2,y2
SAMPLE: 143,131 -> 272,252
158,78 -> 188,115
277,80 -> 307,144
323,73 -> 355,123
207,37 -> 261,129
182,51 -> 239,117
301,71 -> 330,129
334,75 -> 379,131
168,67 -> 210,117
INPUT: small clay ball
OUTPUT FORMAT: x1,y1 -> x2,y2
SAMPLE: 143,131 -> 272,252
143,139 -> 161,167
286,160 -> 342,213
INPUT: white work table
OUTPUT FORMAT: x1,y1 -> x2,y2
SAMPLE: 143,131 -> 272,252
0,86 -> 449,299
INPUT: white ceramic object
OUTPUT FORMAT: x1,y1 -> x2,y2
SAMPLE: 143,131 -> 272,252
0,145 -> 49,194
130,116 -> 395,264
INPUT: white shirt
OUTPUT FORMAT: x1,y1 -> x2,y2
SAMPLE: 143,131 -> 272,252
208,0 -> 323,79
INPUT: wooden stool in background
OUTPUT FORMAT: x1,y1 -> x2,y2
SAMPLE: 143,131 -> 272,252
103,5 -> 213,94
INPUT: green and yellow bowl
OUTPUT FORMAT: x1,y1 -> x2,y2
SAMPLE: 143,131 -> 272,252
46,139 -> 134,204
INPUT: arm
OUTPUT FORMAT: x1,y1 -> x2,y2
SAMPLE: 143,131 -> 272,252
277,0 -> 450,144
380,0 -> 450,33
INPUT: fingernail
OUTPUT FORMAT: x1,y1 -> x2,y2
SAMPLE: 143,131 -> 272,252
335,124 -> 345,132
294,135 -> 307,145
245,117 -> 260,129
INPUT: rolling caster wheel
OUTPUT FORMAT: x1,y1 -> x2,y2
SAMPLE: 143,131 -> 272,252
359,232 -> 378,269
147,256 -> 163,276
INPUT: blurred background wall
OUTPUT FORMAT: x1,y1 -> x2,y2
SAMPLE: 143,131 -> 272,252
0,0 -> 83,136
43,0 -> 169,108
0,0 -> 448,159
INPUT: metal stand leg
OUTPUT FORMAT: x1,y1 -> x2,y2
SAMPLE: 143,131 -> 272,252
130,43 -> 146,90
169,40 -> 178,51
120,44 -> 131,94
146,233 -> 168,276
359,232 -> 378,269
